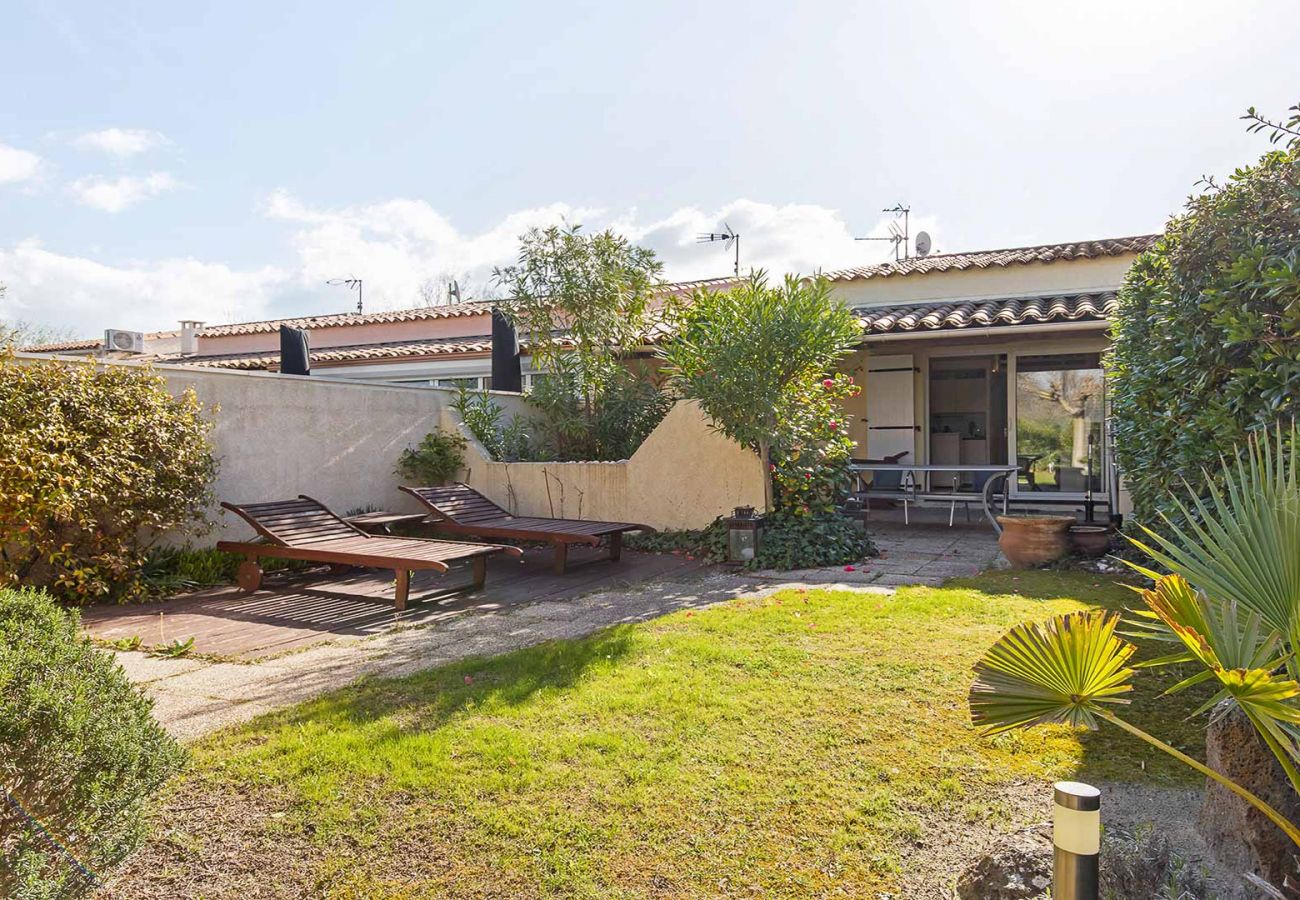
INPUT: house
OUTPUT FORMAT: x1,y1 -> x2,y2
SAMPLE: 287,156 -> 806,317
21,277 -> 737,390
825,234 -> 1158,517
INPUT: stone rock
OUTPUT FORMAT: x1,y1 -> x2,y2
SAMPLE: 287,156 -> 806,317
1200,702 -> 1300,891
957,824 -> 1052,899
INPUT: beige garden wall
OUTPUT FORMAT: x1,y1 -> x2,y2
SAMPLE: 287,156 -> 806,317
443,400 -> 766,530
14,354 -> 763,544
15,354 -> 452,544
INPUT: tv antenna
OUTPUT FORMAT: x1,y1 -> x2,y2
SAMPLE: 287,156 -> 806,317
326,277 -> 364,314
696,222 -> 741,276
448,279 -> 461,304
855,204 -> 911,263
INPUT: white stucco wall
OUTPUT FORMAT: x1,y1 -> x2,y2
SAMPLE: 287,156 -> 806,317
830,255 -> 1138,308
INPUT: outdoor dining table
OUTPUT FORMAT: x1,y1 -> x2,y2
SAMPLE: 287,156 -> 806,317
847,463 -> 1021,532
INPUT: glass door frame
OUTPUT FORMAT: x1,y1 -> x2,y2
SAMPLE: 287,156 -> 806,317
1006,351 -> 1108,502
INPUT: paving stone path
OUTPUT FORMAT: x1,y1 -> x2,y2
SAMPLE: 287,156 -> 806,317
118,522 -> 1004,742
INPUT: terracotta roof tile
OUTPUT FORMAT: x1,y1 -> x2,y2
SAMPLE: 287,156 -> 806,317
20,329 -> 181,353
854,292 -> 1117,334
197,300 -> 500,337
824,235 -> 1157,282
168,334 -> 501,370
196,277 -> 740,338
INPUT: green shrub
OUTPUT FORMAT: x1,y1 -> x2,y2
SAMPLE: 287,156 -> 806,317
771,374 -> 861,517
625,519 -> 730,562
0,587 -> 185,897
453,388 -> 531,460
526,358 -> 671,461
1108,144 -> 1300,523
751,513 -> 874,570
625,514 -> 874,571
0,353 -> 217,603
142,546 -> 307,595
396,428 -> 467,485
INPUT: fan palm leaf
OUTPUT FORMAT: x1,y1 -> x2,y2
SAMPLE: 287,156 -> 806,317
970,610 -> 1136,735
1126,424 -> 1300,676
970,608 -> 1300,847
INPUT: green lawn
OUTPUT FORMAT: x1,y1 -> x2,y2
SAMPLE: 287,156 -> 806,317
121,571 -> 1210,898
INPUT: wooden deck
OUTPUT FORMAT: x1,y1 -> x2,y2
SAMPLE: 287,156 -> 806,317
82,546 -> 700,660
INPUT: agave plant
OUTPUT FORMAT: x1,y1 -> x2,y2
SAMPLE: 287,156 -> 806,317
971,609 -> 1300,846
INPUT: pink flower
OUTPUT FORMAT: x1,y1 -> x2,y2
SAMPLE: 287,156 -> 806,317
769,463 -> 777,472
805,472 -> 813,480
822,378 -> 834,388
844,565 -> 855,572
464,675 -> 474,685
828,421 -> 838,430
848,376 -> 855,384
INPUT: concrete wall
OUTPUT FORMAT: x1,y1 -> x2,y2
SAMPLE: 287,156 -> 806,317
444,400 -> 766,530
13,355 -> 762,545
154,365 -> 458,542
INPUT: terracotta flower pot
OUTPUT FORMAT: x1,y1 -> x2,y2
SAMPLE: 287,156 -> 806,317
996,515 -> 1075,568
1069,524 -> 1112,558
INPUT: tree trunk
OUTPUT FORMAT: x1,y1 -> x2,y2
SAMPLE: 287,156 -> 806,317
758,438 -> 773,513
1200,702 -> 1300,892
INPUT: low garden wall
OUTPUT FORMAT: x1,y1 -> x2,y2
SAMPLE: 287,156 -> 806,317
443,400 -> 766,531
14,355 -> 764,543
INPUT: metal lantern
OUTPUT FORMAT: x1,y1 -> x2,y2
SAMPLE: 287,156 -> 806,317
725,506 -> 764,564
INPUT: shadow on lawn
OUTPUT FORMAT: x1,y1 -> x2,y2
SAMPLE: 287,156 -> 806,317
946,567 -> 1145,608
264,625 -> 641,736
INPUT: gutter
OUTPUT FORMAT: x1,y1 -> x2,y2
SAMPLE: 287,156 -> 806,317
858,320 -> 1110,343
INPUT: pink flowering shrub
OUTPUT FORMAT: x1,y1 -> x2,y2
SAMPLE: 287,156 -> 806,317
771,373 -> 861,517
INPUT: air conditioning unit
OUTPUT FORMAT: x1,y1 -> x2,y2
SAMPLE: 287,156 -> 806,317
103,329 -> 146,354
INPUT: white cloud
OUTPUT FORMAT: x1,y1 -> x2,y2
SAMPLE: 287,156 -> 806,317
0,143 -> 42,186
263,191 -> 918,309
68,172 -> 181,212
1,193 -> 938,335
72,128 -> 170,158
0,239 -> 286,333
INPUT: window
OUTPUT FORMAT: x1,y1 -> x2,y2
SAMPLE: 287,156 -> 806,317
434,376 -> 486,390
1014,353 -> 1104,494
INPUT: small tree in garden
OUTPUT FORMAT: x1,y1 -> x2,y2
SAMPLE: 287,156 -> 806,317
1108,102 -> 1300,523
660,272 -> 861,512
0,353 -> 216,603
492,224 -> 672,461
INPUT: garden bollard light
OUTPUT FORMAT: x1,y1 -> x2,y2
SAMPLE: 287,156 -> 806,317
1053,781 -> 1100,900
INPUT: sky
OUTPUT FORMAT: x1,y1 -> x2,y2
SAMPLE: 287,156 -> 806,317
1,0 -> 1297,337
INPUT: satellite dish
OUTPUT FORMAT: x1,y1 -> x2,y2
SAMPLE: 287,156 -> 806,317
915,231 -> 932,257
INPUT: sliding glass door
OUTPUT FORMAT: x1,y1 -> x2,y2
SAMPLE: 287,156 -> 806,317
1011,353 -> 1105,496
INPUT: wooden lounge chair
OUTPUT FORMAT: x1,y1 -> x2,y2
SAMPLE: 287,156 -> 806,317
216,495 -> 522,609
401,484 -> 654,575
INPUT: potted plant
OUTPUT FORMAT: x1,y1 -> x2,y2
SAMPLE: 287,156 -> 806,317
995,514 -> 1075,568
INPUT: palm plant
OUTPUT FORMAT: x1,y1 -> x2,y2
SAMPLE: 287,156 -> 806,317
972,609 -> 1300,846
970,423 -> 1300,846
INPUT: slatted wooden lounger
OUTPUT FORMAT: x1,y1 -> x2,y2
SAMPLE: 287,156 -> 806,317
401,483 -> 654,575
216,495 -> 522,609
